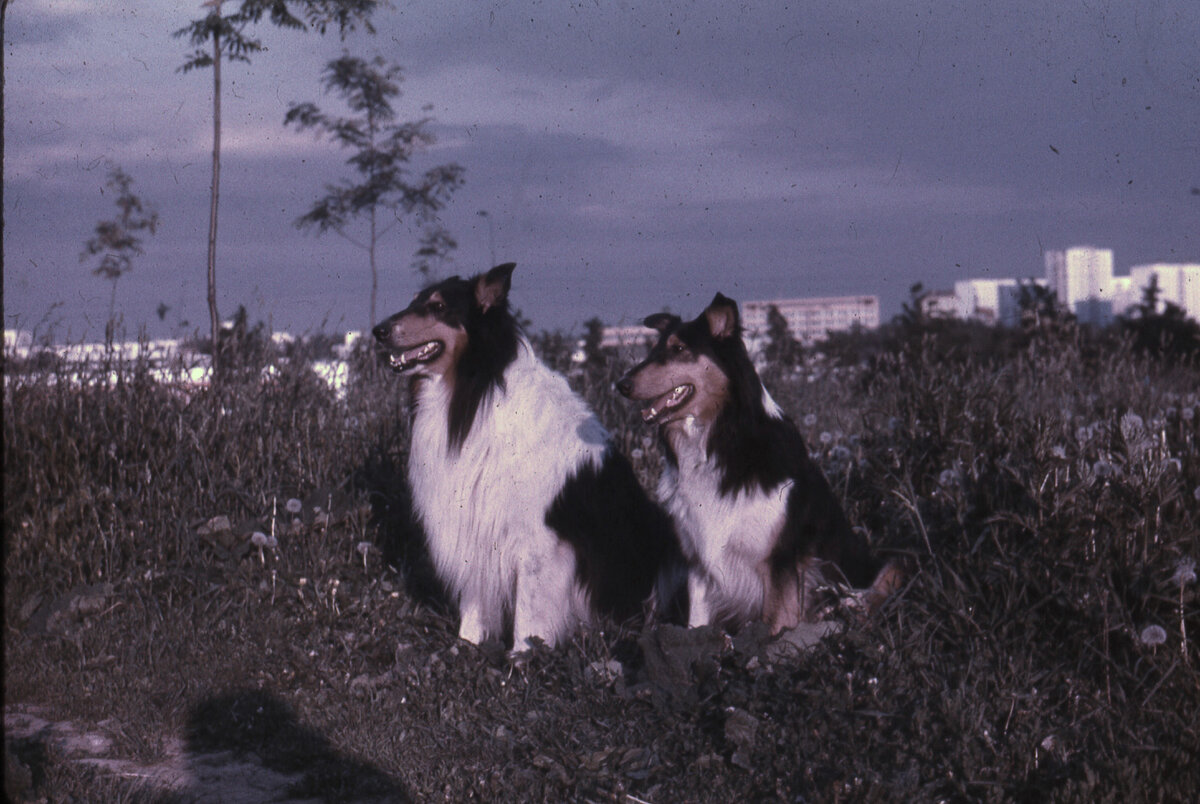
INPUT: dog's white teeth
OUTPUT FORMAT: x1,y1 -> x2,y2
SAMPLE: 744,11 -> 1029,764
669,385 -> 689,402
390,353 -> 407,368
416,342 -> 437,359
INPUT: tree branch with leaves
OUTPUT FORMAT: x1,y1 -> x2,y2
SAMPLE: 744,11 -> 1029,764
173,0 -> 378,371
81,164 -> 159,341
285,53 -> 465,327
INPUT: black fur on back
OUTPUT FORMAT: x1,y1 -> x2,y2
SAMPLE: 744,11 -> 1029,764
404,266 -> 521,450
545,447 -> 684,620
651,295 -> 883,588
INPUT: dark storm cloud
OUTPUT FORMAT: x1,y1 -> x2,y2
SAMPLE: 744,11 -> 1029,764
4,6 -> 88,47
4,1 -> 1198,339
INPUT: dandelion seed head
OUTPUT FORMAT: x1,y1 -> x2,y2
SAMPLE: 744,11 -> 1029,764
285,498 -> 302,515
803,413 -> 818,428
631,448 -> 644,460
819,431 -> 833,445
1172,557 -> 1197,588
250,532 -> 268,547
1139,624 -> 1168,647
1182,406 -> 1195,422
356,541 -> 372,557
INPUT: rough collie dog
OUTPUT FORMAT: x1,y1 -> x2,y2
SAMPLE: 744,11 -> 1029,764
372,263 -> 680,649
617,293 -> 899,633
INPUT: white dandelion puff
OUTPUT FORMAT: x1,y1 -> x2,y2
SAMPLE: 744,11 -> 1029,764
285,498 -> 303,515
1139,624 -> 1168,647
1172,557 -> 1197,588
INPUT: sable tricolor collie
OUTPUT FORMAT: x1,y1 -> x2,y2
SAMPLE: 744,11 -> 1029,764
617,293 -> 898,633
373,263 -> 679,648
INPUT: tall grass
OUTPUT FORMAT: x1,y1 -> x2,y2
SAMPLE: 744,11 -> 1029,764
3,341 -> 408,601
4,319 -> 1199,799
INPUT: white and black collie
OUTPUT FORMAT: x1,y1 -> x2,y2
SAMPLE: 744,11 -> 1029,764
372,263 -> 680,649
617,293 -> 899,633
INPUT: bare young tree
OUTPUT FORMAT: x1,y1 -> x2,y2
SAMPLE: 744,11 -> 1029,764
81,164 -> 159,341
285,53 -> 464,328
173,0 -> 378,369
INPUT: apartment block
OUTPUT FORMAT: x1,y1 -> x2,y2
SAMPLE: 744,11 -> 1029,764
740,295 -> 880,345
1044,246 -> 1118,325
1129,263 -> 1200,317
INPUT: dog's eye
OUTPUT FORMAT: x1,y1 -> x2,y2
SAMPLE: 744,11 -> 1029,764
671,341 -> 686,354
428,300 -> 446,314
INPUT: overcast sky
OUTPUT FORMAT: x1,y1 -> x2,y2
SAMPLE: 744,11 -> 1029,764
4,0 -> 1199,341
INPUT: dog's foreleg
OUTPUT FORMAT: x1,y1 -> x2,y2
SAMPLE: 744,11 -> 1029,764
457,597 -> 498,645
512,537 -> 579,649
687,570 -> 715,628
762,563 -> 801,634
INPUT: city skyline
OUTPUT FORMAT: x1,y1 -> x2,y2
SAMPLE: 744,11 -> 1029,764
5,1 -> 1199,341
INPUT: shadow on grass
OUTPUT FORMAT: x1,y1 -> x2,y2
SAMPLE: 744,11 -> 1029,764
184,689 -> 410,802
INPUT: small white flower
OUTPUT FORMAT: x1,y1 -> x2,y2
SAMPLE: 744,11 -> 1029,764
631,448 -> 644,460
1139,624 -> 1168,647
285,498 -> 303,515
819,431 -> 833,445
803,413 -> 818,428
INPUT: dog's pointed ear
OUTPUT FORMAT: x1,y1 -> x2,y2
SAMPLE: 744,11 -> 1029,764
643,312 -> 679,333
475,263 -> 516,313
703,293 -> 740,340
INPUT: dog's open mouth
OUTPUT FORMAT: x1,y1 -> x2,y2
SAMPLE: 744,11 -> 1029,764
642,384 -> 693,423
386,340 -> 443,372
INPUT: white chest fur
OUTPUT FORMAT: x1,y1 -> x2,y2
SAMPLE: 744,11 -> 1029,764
658,419 -> 791,625
406,341 -> 609,645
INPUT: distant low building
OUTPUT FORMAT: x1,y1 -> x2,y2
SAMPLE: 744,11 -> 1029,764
920,290 -> 960,320
952,278 -> 1047,326
599,324 -> 658,351
740,295 -> 880,345
1129,263 -> 1200,318
598,294 -> 880,354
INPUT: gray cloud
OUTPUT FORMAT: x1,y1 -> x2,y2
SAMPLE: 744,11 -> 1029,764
4,0 -> 1198,340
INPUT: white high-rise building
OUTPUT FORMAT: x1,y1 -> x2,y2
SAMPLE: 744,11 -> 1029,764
1128,263 -> 1200,319
1044,246 -> 1117,324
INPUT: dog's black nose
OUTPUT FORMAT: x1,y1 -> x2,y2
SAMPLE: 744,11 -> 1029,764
616,376 -> 633,398
371,322 -> 390,343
